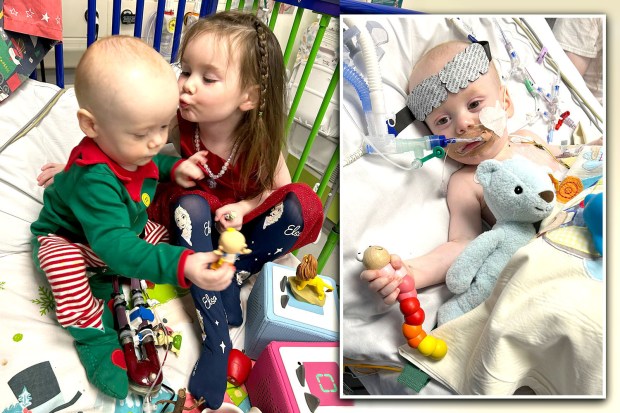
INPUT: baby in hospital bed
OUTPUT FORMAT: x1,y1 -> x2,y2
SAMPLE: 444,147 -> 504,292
361,39 -> 600,309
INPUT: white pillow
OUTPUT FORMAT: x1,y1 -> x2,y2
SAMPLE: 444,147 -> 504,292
0,80 -> 82,256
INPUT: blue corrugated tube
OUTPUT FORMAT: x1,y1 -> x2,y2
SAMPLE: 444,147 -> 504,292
344,63 -> 372,113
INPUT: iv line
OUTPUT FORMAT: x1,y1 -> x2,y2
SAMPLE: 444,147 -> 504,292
513,18 -> 602,128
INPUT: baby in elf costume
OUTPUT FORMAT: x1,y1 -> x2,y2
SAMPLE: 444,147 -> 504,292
30,35 -> 234,399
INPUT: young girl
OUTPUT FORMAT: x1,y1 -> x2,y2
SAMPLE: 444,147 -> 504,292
147,11 -> 324,408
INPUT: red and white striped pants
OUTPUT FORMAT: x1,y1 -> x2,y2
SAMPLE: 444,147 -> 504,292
37,220 -> 169,329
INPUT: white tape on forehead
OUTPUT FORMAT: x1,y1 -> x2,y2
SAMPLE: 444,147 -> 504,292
406,42 -> 491,121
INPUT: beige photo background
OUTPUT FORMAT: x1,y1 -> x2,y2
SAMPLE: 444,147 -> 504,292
346,0 -> 615,411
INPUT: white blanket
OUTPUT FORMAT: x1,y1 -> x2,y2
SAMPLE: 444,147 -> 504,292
399,225 -> 604,395
396,149 -> 600,396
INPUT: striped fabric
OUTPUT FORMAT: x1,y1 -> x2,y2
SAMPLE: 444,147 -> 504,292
143,219 -> 170,244
37,220 -> 169,329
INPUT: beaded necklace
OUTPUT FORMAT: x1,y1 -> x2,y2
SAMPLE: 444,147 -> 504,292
193,126 -> 236,189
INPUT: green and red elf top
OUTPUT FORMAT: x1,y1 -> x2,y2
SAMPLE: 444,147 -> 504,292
31,137 -> 193,288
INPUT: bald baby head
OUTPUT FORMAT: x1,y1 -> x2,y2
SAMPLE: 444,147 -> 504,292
74,35 -> 177,117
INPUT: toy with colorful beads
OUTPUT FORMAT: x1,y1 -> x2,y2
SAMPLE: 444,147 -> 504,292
359,246 -> 447,360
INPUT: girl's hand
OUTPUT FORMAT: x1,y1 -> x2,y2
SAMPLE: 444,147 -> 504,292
37,163 -> 65,187
360,254 -> 407,305
214,203 -> 245,232
174,151 -> 208,188
184,252 -> 235,291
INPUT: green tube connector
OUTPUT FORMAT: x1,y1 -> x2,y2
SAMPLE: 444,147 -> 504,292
524,79 -> 536,97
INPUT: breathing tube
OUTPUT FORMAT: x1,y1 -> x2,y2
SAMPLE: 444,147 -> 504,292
343,18 -> 390,138
343,63 -> 372,113
343,17 -> 399,169
343,19 -> 478,169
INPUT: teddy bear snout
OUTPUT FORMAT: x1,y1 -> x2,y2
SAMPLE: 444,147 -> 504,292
539,190 -> 555,203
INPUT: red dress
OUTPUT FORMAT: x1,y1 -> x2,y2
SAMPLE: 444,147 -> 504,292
148,114 -> 324,251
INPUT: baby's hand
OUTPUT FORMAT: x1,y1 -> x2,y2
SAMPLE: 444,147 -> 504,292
37,163 -> 65,187
174,151 -> 208,188
360,254 -> 407,305
184,252 -> 235,291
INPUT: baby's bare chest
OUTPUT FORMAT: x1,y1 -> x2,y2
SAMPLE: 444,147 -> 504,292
508,143 -> 566,175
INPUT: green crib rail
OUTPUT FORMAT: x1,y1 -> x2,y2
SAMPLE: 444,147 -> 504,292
318,222 -> 339,273
291,64 -> 339,183
268,2 -> 281,30
285,13 -> 332,134
282,7 -> 306,68
279,5 -> 338,272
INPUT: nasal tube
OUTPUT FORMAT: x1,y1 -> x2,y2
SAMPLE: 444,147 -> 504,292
365,134 -> 447,157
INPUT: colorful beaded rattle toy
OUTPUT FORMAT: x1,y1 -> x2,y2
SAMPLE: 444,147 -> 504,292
360,246 -> 448,360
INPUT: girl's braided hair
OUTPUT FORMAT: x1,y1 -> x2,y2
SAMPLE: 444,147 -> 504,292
178,11 -> 286,198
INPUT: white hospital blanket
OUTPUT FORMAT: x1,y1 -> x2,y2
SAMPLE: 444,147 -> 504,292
399,229 -> 604,395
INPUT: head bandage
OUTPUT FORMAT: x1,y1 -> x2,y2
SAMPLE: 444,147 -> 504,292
406,41 -> 492,122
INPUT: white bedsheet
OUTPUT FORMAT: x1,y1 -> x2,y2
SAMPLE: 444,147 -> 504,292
340,15 -> 604,396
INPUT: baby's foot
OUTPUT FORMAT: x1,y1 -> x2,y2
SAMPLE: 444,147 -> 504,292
68,325 -> 129,399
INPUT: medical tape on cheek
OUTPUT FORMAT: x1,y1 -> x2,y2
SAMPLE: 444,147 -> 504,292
405,41 -> 492,122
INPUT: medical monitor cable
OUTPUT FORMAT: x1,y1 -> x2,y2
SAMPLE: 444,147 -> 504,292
513,18 -> 602,129
500,17 -> 602,134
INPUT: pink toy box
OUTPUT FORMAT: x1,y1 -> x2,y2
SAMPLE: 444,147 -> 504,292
245,341 -> 354,413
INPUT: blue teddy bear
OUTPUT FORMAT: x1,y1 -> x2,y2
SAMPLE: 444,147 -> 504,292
437,157 -> 556,326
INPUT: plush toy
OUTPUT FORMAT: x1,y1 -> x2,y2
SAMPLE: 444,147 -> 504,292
437,157 -> 556,325
583,192 -> 603,255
